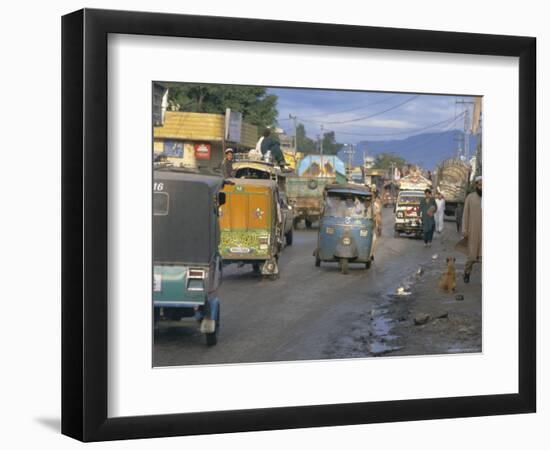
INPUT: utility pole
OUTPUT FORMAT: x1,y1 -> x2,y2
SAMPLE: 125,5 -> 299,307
455,98 -> 474,160
390,162 -> 395,198
319,125 -> 324,175
343,143 -> 355,175
289,114 -> 298,154
320,124 -> 324,156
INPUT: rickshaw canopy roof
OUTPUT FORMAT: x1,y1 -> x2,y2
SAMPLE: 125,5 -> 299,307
226,177 -> 278,190
232,160 -> 283,175
155,168 -> 223,190
324,183 -> 373,197
153,169 -> 224,264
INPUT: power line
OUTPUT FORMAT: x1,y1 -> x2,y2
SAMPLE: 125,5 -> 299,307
325,112 -> 465,138
278,94 -> 400,122
376,114 -> 466,155
301,95 -> 420,125
298,94 -> 400,119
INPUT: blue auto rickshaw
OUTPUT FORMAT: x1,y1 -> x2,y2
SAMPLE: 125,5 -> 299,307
153,168 -> 225,345
314,183 -> 376,274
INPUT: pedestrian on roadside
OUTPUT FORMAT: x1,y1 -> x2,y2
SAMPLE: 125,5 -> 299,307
435,192 -> 446,233
455,202 -> 463,233
221,148 -> 235,178
462,176 -> 482,283
371,185 -> 383,236
419,188 -> 437,247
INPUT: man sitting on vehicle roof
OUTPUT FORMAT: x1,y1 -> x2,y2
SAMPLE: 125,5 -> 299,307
260,128 -> 285,167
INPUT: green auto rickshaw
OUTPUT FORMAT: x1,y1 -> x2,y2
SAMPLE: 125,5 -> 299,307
153,168 -> 225,345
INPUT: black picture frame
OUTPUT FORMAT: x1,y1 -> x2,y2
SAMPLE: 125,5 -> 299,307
62,8 -> 536,442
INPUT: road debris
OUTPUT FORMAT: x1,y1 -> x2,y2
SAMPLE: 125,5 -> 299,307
414,313 -> 430,325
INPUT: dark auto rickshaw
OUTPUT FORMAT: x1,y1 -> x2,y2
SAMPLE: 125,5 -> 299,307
314,183 -> 376,274
153,168 -> 225,345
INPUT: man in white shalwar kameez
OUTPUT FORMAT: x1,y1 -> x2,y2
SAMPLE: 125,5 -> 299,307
435,192 -> 446,233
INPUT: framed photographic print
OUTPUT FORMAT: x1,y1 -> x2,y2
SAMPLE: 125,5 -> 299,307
62,8 -> 536,442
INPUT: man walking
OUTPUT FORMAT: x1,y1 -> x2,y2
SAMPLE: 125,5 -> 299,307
462,176 -> 482,283
420,188 -> 437,247
371,185 -> 383,237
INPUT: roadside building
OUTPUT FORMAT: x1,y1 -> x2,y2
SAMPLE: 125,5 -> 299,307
153,111 -> 258,171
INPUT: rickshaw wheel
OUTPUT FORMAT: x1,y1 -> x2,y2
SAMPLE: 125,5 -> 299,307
365,260 -> 371,269
340,258 -> 349,274
206,310 -> 220,346
305,218 -> 313,229
206,328 -> 218,346
394,230 -> 400,238
315,255 -> 321,267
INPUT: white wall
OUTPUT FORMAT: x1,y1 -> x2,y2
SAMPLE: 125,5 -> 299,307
0,1 -> 546,448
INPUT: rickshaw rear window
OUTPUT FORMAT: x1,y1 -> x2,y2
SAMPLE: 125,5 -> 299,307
324,193 -> 372,219
153,192 -> 169,215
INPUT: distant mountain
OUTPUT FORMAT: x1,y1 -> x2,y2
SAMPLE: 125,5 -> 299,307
337,130 -> 478,170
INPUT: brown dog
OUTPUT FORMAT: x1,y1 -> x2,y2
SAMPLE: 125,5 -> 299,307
439,257 -> 456,291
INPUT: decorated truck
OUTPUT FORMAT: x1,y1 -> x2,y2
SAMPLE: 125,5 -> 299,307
433,157 -> 471,220
286,155 -> 346,228
397,171 -> 432,192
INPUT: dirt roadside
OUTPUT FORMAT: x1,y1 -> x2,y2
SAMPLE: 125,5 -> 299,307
377,220 -> 482,357
322,217 -> 482,360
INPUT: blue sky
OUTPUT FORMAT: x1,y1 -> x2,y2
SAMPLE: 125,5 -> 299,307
268,87 -> 478,144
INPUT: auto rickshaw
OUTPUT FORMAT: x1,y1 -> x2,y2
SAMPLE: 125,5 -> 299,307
314,184 -> 376,274
153,168 -> 225,346
393,189 -> 425,238
232,157 -> 294,246
219,178 -> 283,279
382,182 -> 398,207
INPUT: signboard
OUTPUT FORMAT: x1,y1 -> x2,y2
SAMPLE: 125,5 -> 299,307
153,83 -> 168,127
225,108 -> 242,143
194,142 -> 211,159
163,140 -> 184,158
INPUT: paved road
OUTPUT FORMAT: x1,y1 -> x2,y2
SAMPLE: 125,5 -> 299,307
153,208 -> 436,367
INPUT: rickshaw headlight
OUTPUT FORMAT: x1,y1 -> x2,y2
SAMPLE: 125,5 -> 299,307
397,211 -> 404,218
259,235 -> 269,245
187,268 -> 207,291
187,278 -> 205,291
325,226 -> 334,234
360,229 -> 368,237
342,236 -> 351,245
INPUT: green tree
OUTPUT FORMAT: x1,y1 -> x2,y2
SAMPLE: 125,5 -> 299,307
168,84 -> 278,130
321,131 -> 343,155
372,152 -> 408,170
296,123 -> 317,153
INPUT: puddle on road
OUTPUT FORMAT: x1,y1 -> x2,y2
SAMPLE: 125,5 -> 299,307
367,308 -> 402,356
365,264 -> 432,356
325,262 -> 437,358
